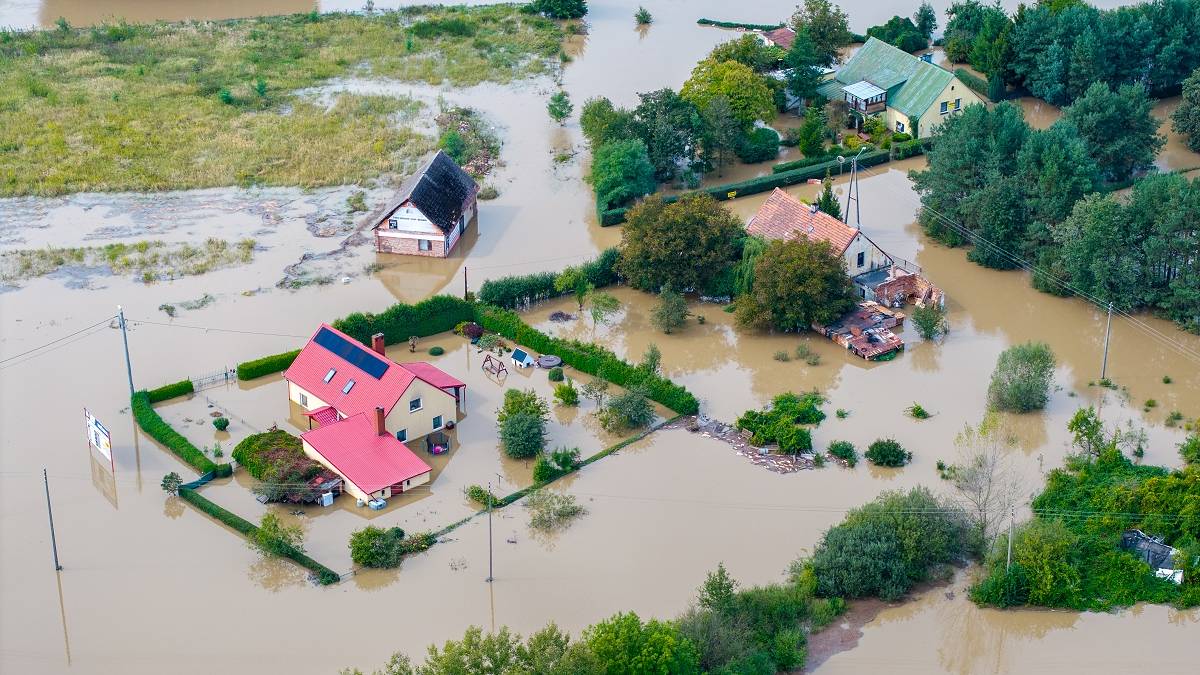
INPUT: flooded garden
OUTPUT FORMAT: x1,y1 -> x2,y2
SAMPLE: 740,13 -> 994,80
1,1 -> 1198,674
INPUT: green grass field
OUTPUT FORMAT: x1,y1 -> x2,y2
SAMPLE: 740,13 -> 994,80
0,7 -> 564,196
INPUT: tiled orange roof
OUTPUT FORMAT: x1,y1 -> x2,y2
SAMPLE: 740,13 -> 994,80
764,27 -> 796,50
747,188 -> 858,253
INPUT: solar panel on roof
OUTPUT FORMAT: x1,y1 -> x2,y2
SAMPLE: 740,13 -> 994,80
313,327 -> 389,379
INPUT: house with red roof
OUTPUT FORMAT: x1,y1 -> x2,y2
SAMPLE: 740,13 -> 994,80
748,188 -> 891,279
282,324 -> 466,501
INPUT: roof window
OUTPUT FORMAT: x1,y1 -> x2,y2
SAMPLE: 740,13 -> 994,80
342,379 -> 355,394
323,368 -> 337,383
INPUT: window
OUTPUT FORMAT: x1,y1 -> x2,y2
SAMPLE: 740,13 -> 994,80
433,415 -> 443,430
342,379 -> 355,394
954,98 -> 962,110
323,368 -> 336,383
940,101 -> 948,114
298,392 -> 308,407
396,429 -> 407,442
856,251 -> 865,268
409,397 -> 422,412
388,218 -> 398,229
418,239 -> 432,252
895,121 -> 905,133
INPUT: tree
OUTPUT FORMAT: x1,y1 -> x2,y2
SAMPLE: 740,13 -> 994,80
497,388 -> 550,426
866,16 -> 928,53
680,59 -> 775,129
631,88 -> 702,182
1067,406 -> 1105,460
252,512 -> 305,557
823,98 -> 849,141
865,438 -> 911,467
349,526 -> 407,568
914,1 -> 937,39
640,343 -> 662,375
589,291 -> 620,325
634,6 -> 652,25
700,97 -> 741,177
708,34 -> 782,73
731,235 -> 767,296
734,128 -> 779,164
547,90 -> 573,125
555,265 -> 590,311
784,27 -> 824,103
652,284 -> 689,334
735,238 -> 856,332
964,173 -> 1026,269
599,386 -> 654,431
500,412 -> 546,459
582,612 -> 701,675
816,170 -> 841,219
616,193 -> 743,293
795,106 -> 825,156
1052,194 -> 1142,308
581,378 -> 610,408
161,472 -> 182,496
951,420 -> 1023,552
527,0 -> 587,20
790,0 -> 851,67
1172,67 -> 1200,152
591,139 -> 656,211
910,303 -> 946,340
581,97 -> 635,147
1062,81 -> 1164,182
698,563 -> 738,612
987,341 -> 1056,413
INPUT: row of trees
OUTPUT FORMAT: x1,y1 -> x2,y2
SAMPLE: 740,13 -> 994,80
943,0 -> 1200,105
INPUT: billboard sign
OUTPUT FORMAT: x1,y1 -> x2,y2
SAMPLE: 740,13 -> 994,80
85,408 -> 112,463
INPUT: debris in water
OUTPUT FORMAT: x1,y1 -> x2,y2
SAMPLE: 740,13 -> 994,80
549,311 -> 575,322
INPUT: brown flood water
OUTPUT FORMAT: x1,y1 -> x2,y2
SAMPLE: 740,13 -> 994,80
2,1 -> 1198,674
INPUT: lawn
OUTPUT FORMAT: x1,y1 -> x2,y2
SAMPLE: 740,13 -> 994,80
0,7 -> 565,196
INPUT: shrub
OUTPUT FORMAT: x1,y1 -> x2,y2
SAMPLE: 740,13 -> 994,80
554,379 -> 580,406
525,490 -> 586,530
827,441 -> 857,467
333,295 -> 476,346
131,391 -> 218,475
773,350 -> 790,362
349,526 -> 408,568
835,408 -> 849,419
232,430 -> 325,502
634,6 -> 652,25
987,342 -> 1056,413
1181,434 -> 1200,465
237,349 -> 301,380
735,127 -> 781,163
865,438 -> 911,467
598,386 -> 655,431
526,0 -> 588,20
890,137 -> 932,160
910,303 -> 946,339
147,379 -> 194,403
478,248 -> 618,309
161,472 -> 182,495
737,392 -> 824,453
500,412 -> 546,459
213,416 -> 230,431
532,447 -> 581,483
548,366 -> 564,381
428,346 -> 445,356
465,484 -> 497,505
905,403 -> 931,419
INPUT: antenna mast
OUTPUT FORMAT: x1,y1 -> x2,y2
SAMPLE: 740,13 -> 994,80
839,147 -> 865,227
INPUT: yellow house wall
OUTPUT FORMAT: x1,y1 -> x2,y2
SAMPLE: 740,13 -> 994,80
884,108 -> 914,135
385,379 -> 457,443
917,78 -> 984,138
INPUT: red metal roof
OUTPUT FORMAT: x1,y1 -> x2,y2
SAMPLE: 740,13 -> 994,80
301,413 -> 431,495
747,188 -> 859,253
399,361 -> 466,390
284,324 -> 454,417
302,405 -> 340,427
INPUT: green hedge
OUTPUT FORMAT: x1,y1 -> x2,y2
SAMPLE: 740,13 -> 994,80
697,18 -> 784,31
891,137 -> 934,160
132,391 -> 219,475
475,305 -> 699,415
600,150 -> 891,225
478,247 -> 620,309
955,68 -> 989,99
237,350 -> 300,380
772,153 -> 843,174
147,379 -> 195,403
179,487 -> 339,585
333,295 -> 476,346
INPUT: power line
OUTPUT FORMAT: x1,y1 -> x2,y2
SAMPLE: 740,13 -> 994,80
127,319 -> 308,339
0,315 -> 116,365
0,323 -> 112,371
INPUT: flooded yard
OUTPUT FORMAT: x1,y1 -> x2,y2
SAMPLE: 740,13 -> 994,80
2,1 -> 1198,674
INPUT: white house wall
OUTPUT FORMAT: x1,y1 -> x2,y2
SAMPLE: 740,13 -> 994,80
842,233 -> 889,275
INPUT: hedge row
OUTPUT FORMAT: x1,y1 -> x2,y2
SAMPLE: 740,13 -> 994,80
475,305 -> 699,415
237,350 -> 300,381
477,248 -> 619,309
599,150 -> 891,225
891,137 -> 935,160
147,379 -> 195,403
333,295 -> 476,346
772,153 -> 846,174
179,487 -> 340,585
697,18 -> 784,31
131,391 -> 226,476
955,68 -> 989,100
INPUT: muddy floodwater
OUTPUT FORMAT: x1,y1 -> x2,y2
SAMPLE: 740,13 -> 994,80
2,1 -> 1198,674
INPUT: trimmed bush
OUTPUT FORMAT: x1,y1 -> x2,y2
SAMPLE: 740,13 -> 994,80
772,153 -> 837,174
237,349 -> 300,380
828,440 -> 858,467
478,248 -> 619,308
548,366 -> 565,381
956,68 -> 989,99
213,416 -> 230,431
890,137 -> 933,160
349,525 -> 407,568
132,391 -> 217,475
865,438 -> 911,467
428,346 -> 445,356
333,295 -> 476,346
735,127 -> 781,163
147,379 -> 194,403
475,305 -> 699,415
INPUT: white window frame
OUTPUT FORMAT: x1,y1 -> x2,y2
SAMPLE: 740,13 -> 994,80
323,368 -> 336,383
409,397 -> 422,412
298,392 -> 308,407
388,217 -> 399,229
940,101 -> 948,114
418,239 -> 432,252
895,121 -> 905,133
342,379 -> 355,394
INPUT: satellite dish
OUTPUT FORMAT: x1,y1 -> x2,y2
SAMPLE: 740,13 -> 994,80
836,155 -> 846,163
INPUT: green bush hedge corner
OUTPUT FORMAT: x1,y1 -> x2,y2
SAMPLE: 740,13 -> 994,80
132,391 -> 218,475
147,379 -> 195,403
237,349 -> 301,380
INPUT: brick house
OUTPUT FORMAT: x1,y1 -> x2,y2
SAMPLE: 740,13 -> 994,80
372,150 -> 479,257
748,188 -> 891,277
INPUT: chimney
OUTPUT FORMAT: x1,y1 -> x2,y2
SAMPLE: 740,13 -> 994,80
809,202 -> 818,214
374,406 -> 386,436
371,333 -> 386,355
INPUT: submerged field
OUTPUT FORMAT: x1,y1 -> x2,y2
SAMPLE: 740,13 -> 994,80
0,6 -> 564,196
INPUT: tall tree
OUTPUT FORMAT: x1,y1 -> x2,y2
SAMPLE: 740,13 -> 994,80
1053,194 -> 1142,308
527,0 -> 587,19
914,1 -> 937,39
700,97 -> 742,177
617,194 -> 744,293
590,139 -> 656,211
631,88 -> 701,182
790,0 -> 852,67
817,170 -> 841,219
784,27 -> 825,103
547,90 -> 573,125
708,34 -> 783,73
964,173 -> 1027,269
1062,81 -> 1164,182
681,59 -> 775,129
735,238 -> 856,332
1171,67 -> 1200,152
580,97 -> 635,147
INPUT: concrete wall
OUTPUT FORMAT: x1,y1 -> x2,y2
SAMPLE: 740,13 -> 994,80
385,378 -> 457,443
842,233 -> 889,276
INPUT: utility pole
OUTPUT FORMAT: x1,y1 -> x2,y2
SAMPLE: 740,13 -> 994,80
117,305 -> 134,396
463,266 -> 468,300
485,478 -> 494,583
841,147 -> 865,227
44,469 -> 63,571
1005,506 -> 1014,575
1100,302 -> 1114,381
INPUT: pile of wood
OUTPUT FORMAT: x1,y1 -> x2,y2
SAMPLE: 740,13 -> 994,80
665,415 -> 816,474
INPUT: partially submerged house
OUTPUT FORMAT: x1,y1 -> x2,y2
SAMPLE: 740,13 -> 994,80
283,324 -> 467,504
759,26 -> 796,51
816,37 -> 984,137
1121,530 -> 1184,584
748,188 -> 890,277
813,302 -> 906,360
372,150 -> 479,257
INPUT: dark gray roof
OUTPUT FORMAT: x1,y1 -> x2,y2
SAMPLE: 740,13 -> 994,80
1121,530 -> 1178,569
377,151 -> 477,232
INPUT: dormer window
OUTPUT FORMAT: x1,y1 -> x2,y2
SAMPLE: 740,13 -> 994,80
342,379 -> 355,394
323,368 -> 336,383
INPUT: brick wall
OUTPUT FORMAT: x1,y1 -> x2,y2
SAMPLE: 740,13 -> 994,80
375,231 -> 447,257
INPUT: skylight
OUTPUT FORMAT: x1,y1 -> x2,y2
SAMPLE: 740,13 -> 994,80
342,379 -> 355,394
323,368 -> 336,383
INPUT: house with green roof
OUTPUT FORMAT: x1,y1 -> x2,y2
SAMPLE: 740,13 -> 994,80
816,37 -> 984,138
